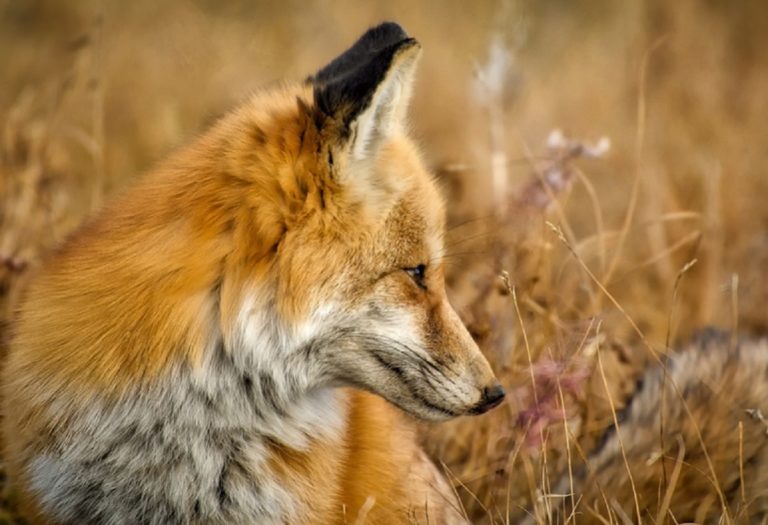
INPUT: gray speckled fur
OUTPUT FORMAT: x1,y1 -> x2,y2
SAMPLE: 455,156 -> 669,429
28,335 -> 345,525
534,337 -> 768,524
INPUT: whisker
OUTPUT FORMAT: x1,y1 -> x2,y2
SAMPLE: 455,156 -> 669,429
444,230 -> 497,250
431,250 -> 492,263
445,214 -> 496,233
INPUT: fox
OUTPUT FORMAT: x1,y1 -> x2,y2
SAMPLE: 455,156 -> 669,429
1,22 -> 506,525
541,332 -> 768,524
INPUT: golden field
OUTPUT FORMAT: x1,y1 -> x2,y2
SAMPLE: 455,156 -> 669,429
1,1 -> 767,523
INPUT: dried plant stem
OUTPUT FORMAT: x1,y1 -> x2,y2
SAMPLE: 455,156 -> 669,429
603,36 -> 667,285
595,324 -> 643,524
352,496 -> 376,525
555,375 -> 577,524
730,273 -> 739,351
512,285 -> 540,407
655,434 -> 686,525
441,461 -> 489,520
659,257 -> 698,507
738,421 -> 747,508
574,167 -> 607,275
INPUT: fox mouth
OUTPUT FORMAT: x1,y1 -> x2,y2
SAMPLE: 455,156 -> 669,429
415,395 -> 462,418
368,350 -> 461,418
368,348 -> 506,419
330,329 -> 503,419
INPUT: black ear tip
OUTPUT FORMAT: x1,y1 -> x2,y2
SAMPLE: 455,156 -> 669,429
310,21 -> 416,86
365,21 -> 410,44
310,21 -> 419,128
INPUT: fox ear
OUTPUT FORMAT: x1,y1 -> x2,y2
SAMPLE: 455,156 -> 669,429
311,22 -> 421,161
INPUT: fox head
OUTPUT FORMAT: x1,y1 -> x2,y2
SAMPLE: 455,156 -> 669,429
206,22 -> 505,421
16,23 -> 503,423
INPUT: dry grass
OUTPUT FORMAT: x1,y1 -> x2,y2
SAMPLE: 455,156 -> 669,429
1,1 -> 767,523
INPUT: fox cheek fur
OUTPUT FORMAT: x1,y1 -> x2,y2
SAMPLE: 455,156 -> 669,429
324,272 -> 501,421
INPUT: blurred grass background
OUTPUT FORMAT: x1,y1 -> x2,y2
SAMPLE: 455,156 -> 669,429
1,1 -> 767,523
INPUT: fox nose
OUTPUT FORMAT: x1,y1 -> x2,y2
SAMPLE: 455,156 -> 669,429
470,382 -> 506,415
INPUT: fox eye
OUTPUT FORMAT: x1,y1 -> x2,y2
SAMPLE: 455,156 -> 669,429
404,264 -> 427,290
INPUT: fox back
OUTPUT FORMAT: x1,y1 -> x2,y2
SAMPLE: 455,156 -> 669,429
2,23 -> 503,524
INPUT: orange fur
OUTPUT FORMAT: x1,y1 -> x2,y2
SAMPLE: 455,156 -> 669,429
3,24 -> 498,524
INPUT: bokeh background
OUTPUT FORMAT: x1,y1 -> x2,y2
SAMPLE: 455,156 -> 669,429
2,1 -> 767,523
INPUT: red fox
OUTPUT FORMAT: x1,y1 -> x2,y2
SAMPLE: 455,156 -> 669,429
1,23 -> 505,524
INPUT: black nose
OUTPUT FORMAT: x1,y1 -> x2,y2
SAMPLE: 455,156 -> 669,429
470,382 -> 506,415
